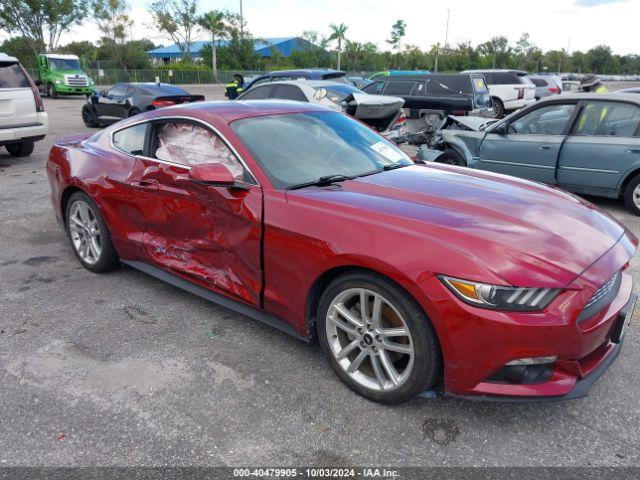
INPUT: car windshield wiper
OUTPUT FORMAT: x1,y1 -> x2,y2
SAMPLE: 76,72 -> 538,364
382,162 -> 409,171
286,174 -> 353,190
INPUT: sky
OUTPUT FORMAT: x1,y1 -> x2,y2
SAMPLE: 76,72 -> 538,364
16,0 -> 640,55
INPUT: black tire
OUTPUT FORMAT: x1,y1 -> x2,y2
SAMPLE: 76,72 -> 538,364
623,175 -> 640,216
65,192 -> 120,273
47,83 -> 58,99
317,270 -> 442,405
81,104 -> 100,128
128,107 -> 142,117
5,141 -> 35,157
436,148 -> 466,166
491,97 -> 505,118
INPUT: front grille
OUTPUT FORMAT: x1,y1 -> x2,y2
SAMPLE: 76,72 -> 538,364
578,271 -> 622,322
65,75 -> 88,87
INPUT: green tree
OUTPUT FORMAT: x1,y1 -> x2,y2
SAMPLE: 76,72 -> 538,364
89,0 -> 131,45
150,0 -> 198,60
0,0 -> 87,57
0,36 -> 38,67
197,10 -> 228,81
61,40 -> 97,62
329,22 -> 348,70
387,19 -> 406,51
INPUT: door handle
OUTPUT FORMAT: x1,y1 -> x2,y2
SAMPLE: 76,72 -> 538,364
538,144 -> 552,150
130,180 -> 158,191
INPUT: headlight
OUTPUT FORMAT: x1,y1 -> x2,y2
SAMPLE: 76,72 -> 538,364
439,275 -> 560,311
54,80 -> 61,84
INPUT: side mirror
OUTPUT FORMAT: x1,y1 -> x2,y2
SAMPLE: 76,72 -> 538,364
491,122 -> 509,134
189,163 -> 235,186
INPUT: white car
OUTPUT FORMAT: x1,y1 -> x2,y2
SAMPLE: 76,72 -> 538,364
237,80 -> 406,137
461,69 -> 536,118
0,53 -> 48,157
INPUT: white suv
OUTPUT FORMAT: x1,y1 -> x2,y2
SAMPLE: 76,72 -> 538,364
461,69 -> 536,118
0,53 -> 48,157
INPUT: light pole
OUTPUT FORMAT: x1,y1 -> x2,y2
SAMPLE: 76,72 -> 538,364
240,0 -> 244,38
444,9 -> 450,49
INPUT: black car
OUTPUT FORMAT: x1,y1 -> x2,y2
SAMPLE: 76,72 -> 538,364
244,69 -> 348,91
81,82 -> 204,127
362,73 -> 491,119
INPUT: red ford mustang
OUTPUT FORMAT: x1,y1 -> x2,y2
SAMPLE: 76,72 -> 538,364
47,100 -> 637,404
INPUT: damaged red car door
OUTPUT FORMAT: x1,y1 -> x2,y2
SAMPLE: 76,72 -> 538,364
128,118 -> 263,306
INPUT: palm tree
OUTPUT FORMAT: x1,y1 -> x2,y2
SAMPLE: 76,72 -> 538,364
197,10 -> 227,83
329,23 -> 348,70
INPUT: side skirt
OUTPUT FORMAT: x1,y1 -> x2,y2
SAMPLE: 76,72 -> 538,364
122,260 -> 309,343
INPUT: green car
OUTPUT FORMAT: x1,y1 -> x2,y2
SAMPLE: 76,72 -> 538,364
426,93 -> 640,215
38,53 -> 94,98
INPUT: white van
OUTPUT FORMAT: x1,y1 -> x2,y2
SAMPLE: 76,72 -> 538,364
0,53 -> 48,157
461,69 -> 536,118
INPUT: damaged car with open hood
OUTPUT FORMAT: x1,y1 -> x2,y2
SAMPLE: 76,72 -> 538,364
236,80 -> 406,139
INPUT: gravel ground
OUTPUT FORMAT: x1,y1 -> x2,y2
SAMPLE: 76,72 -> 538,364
0,86 -> 639,468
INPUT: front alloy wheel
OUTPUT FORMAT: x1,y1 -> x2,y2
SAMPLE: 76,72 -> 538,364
326,288 -> 415,391
318,271 -> 441,404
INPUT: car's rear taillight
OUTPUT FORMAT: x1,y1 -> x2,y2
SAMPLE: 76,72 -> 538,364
19,64 -> 45,112
549,87 -> 560,94
152,99 -> 176,108
452,110 -> 466,116
515,87 -> 525,100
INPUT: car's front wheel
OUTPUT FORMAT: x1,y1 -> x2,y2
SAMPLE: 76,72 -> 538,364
47,83 -> 58,99
317,271 -> 441,404
65,192 -> 120,272
491,97 -> 505,118
81,104 -> 100,128
436,148 -> 466,166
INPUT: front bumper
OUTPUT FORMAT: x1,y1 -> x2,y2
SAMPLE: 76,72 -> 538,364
55,84 -> 93,95
421,233 -> 636,401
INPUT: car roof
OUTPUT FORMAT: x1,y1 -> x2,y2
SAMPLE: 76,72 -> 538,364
268,80 -> 357,88
110,100 -> 332,129
537,92 -> 640,105
462,69 -> 527,74
376,73 -> 476,82
42,54 -> 79,60
267,69 -> 345,76
0,52 -> 19,63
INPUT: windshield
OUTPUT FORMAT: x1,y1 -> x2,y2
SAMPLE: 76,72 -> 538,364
49,58 -> 81,70
317,84 -> 361,103
231,112 -> 412,189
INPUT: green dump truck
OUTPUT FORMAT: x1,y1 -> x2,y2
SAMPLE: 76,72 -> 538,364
38,53 -> 94,98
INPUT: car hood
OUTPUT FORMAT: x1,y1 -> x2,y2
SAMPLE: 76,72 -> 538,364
444,115 -> 498,131
289,165 -> 629,287
348,93 -> 404,119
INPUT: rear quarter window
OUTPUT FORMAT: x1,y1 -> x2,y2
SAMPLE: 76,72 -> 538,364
531,78 -> 547,87
0,62 -> 30,88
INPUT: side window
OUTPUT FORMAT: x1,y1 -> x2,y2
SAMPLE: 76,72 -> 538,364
272,84 -> 308,102
125,86 -> 136,97
383,81 -> 414,95
153,122 -> 245,179
113,123 -> 146,155
531,78 -> 546,87
509,104 -> 575,135
241,86 -> 272,100
572,102 -> 640,137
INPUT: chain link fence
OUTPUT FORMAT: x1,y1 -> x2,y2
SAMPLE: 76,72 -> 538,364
25,68 -> 377,87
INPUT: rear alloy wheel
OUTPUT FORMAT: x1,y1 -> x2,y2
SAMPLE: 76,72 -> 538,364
623,175 -> 640,216
5,141 -> 35,157
436,148 -> 466,166
65,192 -> 120,272
128,107 -> 141,117
81,104 -> 100,128
491,97 -> 505,118
318,271 -> 441,404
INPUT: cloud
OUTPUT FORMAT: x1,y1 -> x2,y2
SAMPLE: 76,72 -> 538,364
574,0 -> 626,6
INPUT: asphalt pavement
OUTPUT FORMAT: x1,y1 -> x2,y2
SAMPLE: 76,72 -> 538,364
0,86 -> 639,468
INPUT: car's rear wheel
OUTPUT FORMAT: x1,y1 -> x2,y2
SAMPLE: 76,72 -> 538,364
128,107 -> 141,117
5,141 -> 35,157
491,97 -> 505,118
81,104 -> 100,128
623,175 -> 640,216
65,192 -> 120,272
317,271 -> 441,404
436,148 -> 466,166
